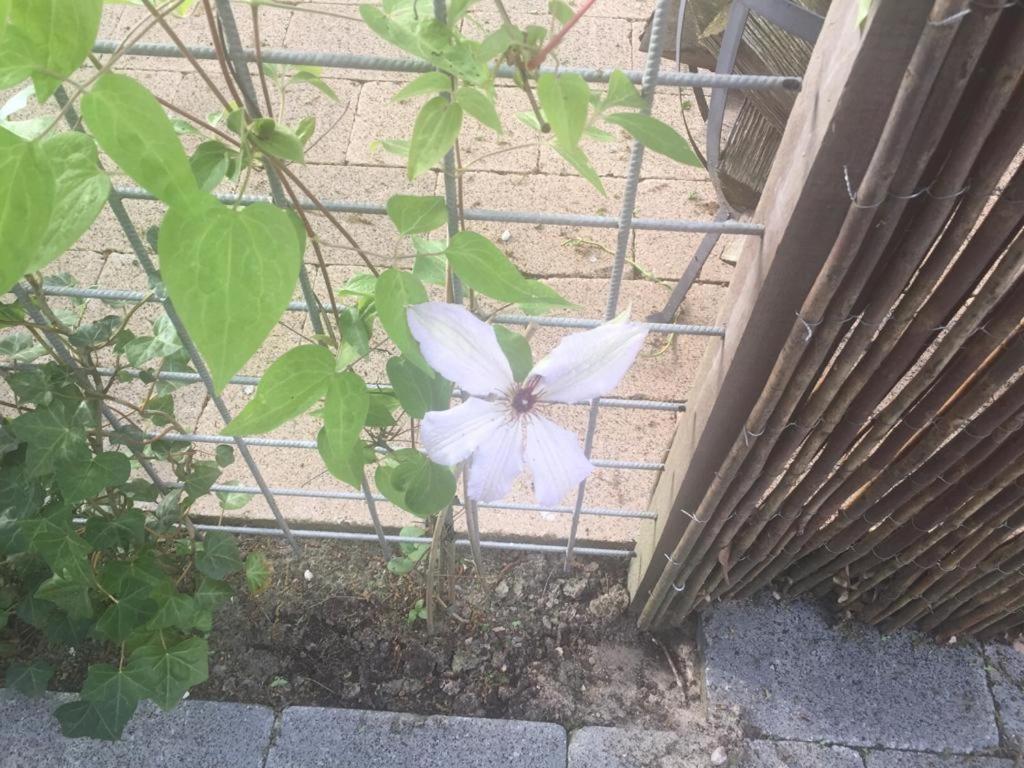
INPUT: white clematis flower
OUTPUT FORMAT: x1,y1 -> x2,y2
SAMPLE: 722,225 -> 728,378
406,302 -> 648,506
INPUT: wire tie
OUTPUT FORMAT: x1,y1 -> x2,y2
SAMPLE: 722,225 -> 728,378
928,7 -> 972,25
664,552 -> 681,566
929,180 -> 971,199
743,424 -> 767,446
890,185 -> 930,200
671,581 -> 687,593
795,312 -> 822,341
843,165 -> 886,208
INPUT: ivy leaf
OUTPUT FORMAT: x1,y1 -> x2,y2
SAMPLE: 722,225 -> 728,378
81,73 -> 200,209
317,372 -> 369,488
35,573 -> 94,618
194,530 -> 243,580
375,268 -> 432,374
57,451 -> 131,503
494,326 -> 533,382
537,72 -> 590,149
8,400 -> 92,477
223,345 -> 334,436
602,70 -> 645,111
28,133 -> 111,272
216,484 -> 252,511
5,660 -> 53,696
386,356 -> 451,419
68,315 -> 121,349
189,140 -> 233,193
455,86 -> 502,133
80,663 -> 144,720
445,231 -> 571,309
158,198 -> 303,392
392,71 -> 451,102
84,510 -> 147,551
244,552 -> 271,593
183,460 -> 221,499
193,578 -> 231,611
124,635 -> 208,711
386,194 -> 447,236
215,444 -> 235,468
603,112 -> 701,167
147,583 -> 197,631
93,579 -> 159,642
0,128 -> 55,294
407,96 -> 463,180
20,512 -> 93,582
55,697 -> 136,742
4,0 -> 103,100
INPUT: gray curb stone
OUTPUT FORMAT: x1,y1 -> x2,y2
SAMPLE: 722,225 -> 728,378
863,752 -> 1015,767
568,726 -> 715,767
264,705 -> 567,768
984,643 -> 1024,747
0,690 -> 274,767
702,593 -> 999,752
743,739 -> 864,767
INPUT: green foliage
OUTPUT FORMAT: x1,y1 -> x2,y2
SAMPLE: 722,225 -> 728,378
157,198 -> 303,391
375,449 -> 456,518
407,96 -> 463,180
494,326 -> 534,382
6,660 -> 54,696
537,73 -> 590,149
392,71 -> 451,102
603,113 -> 701,167
375,269 -> 432,374
223,345 -> 335,436
386,356 -> 452,419
317,372 -> 370,488
0,128 -> 55,293
455,86 -> 502,133
386,194 -> 448,236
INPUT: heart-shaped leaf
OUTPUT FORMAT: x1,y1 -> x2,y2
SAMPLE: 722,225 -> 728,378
158,199 -> 303,391
0,128 -> 54,293
57,451 -> 131,503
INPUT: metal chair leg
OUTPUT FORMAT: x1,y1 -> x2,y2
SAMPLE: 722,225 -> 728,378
649,206 -> 730,323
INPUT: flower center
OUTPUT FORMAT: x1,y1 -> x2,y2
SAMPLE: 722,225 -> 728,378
510,375 -> 541,415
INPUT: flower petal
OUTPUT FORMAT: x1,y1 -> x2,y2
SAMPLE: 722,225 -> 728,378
524,414 -> 594,506
467,418 -> 524,502
420,397 -> 507,466
407,302 -> 514,397
528,315 -> 648,403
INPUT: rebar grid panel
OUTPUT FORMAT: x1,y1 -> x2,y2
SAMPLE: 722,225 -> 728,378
7,0 -> 803,563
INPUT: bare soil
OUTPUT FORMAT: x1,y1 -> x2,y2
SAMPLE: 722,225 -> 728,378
13,538 -> 741,739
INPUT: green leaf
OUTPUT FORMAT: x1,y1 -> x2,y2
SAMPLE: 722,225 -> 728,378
28,133 -> 111,272
223,345 -> 334,436
339,272 -> 378,298
290,68 -> 339,101
386,194 -> 447,236
393,71 -> 452,102
55,697 -> 136,741
455,86 -> 502,133
445,231 -> 571,309
20,512 -> 93,582
412,238 -> 447,286
5,660 -> 53,696
407,96 -> 463,180
0,128 -> 55,294
215,444 -> 235,468
183,460 -> 220,499
537,72 -> 590,149
244,552 -> 271,593
296,115 -> 316,146
549,0 -> 575,24
84,511 -> 147,551
4,0 -> 103,100
81,74 -> 200,208
603,112 -> 701,166
9,400 -> 91,477
158,198 -> 303,392
193,578 -> 231,611
215,485 -> 252,511
552,142 -> 605,195
250,118 -> 305,164
335,306 -> 372,371
189,141 -> 233,193
78,663 -> 143,739
386,356 -> 451,419
858,0 -> 874,26
195,530 -> 243,580
147,583 -> 197,631
375,268 -> 432,374
57,451 -> 131,503
376,449 -> 455,518
317,372 -> 369,488
366,393 -> 399,427
494,326 -> 533,382
94,579 -> 159,642
68,315 -> 121,349
602,70 -> 645,111
125,635 -> 208,711
35,573 -> 94,618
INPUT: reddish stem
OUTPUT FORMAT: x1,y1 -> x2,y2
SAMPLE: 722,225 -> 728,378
527,0 -> 599,71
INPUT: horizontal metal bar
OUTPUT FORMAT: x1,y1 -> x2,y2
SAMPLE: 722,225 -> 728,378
93,40 -> 800,92
186,482 -> 654,520
37,285 -> 727,337
193,522 -> 635,558
112,185 -> 764,236
137,430 -> 663,471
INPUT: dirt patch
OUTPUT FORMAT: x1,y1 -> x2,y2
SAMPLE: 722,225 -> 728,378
13,537 -> 740,738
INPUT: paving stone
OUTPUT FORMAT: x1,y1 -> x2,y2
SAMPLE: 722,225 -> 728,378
568,726 -> 719,768
863,752 -> 1014,768
743,739 -> 864,768
0,690 -> 275,768
265,706 -> 566,768
702,593 -> 1000,752
984,642 -> 1024,747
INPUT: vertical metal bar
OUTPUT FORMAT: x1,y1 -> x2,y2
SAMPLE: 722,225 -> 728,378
213,0 -> 326,338
564,0 -> 671,570
53,85 -> 302,554
433,0 -> 464,303
361,471 -> 392,559
11,285 -> 167,492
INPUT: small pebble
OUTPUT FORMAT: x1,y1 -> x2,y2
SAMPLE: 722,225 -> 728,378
243,385 -> 255,395
710,746 -> 728,766
303,569 -> 313,582
499,230 -> 511,242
